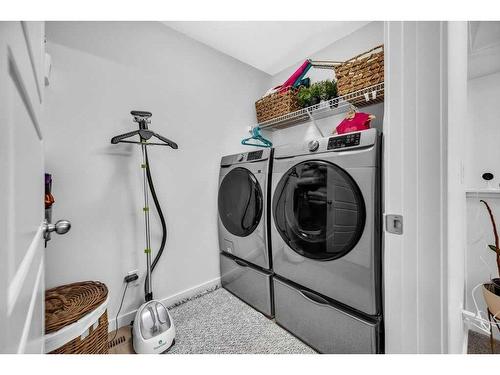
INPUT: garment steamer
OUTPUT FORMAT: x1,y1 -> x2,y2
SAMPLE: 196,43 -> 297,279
111,111 -> 178,354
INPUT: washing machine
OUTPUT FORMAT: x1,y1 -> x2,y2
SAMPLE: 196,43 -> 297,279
270,128 -> 383,353
218,149 -> 273,317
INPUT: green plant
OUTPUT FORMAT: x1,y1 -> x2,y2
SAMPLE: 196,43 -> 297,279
323,80 -> 338,100
297,86 -> 313,108
481,200 -> 500,278
319,81 -> 330,101
309,83 -> 322,105
297,80 -> 338,108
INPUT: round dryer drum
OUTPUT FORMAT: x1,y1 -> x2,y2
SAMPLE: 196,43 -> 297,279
273,160 -> 365,260
218,167 -> 263,237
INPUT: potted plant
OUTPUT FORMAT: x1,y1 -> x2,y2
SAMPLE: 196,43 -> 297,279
297,80 -> 338,109
309,83 -> 322,106
480,200 -> 500,320
297,86 -> 313,108
322,80 -> 338,108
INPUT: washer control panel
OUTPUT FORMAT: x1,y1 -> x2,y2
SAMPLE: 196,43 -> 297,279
327,132 -> 361,150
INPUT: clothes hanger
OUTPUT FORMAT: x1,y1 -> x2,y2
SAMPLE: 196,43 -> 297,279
331,106 -> 376,135
345,105 -> 357,120
111,111 -> 178,149
241,126 -> 272,148
343,106 -> 376,121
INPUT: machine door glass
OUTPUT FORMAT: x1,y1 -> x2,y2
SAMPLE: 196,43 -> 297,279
218,167 -> 263,237
273,160 -> 365,260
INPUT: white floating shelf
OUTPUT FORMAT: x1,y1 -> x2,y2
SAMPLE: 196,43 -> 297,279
255,82 -> 384,132
466,189 -> 500,198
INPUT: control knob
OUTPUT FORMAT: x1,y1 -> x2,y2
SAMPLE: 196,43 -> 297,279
308,140 -> 319,152
237,154 -> 245,162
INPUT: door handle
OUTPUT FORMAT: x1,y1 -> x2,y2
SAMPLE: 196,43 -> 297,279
299,289 -> 330,306
233,258 -> 248,267
43,219 -> 71,241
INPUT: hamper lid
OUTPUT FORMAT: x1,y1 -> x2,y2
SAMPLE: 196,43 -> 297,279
45,281 -> 108,334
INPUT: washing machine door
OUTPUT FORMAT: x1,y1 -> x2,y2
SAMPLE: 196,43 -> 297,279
273,160 -> 366,261
218,167 -> 263,237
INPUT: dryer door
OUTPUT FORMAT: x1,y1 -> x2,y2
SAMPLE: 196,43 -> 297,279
218,167 -> 263,237
273,160 -> 366,260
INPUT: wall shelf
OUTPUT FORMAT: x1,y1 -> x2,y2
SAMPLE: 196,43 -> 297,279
255,82 -> 384,132
466,189 -> 500,198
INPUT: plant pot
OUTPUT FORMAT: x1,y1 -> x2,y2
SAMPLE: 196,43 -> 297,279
310,97 -> 320,106
483,283 -> 500,318
492,278 -> 500,295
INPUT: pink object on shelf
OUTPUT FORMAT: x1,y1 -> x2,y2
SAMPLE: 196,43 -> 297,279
335,112 -> 372,135
279,60 -> 311,93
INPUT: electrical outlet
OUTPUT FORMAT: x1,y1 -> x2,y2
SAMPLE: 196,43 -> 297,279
125,269 -> 140,286
128,269 -> 138,276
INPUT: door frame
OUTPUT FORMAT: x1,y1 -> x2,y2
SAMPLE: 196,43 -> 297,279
383,21 -> 469,354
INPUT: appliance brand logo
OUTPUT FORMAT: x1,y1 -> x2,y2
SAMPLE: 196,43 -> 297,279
154,339 -> 167,350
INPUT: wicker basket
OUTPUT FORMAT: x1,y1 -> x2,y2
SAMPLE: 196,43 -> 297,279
255,87 -> 300,124
334,45 -> 384,106
45,281 -> 109,354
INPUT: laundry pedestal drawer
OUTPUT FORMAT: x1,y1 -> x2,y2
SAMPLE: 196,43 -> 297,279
220,253 -> 273,317
273,277 -> 382,353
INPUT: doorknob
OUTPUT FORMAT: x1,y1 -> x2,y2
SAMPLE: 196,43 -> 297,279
43,219 -> 71,241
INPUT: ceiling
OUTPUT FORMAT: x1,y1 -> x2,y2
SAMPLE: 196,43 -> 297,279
468,21 -> 500,79
162,21 -> 370,75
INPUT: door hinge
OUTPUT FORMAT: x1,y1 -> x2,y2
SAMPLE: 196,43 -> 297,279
385,214 -> 403,235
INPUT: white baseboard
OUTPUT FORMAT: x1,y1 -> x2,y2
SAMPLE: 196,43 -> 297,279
462,327 -> 469,354
108,277 -> 221,332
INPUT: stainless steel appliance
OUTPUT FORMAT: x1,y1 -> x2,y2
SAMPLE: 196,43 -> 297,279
270,129 -> 383,353
218,149 -> 273,317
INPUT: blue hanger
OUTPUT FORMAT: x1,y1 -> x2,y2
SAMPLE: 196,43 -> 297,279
241,126 -> 272,148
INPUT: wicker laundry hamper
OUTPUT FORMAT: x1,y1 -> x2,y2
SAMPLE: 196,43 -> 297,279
45,281 -> 109,354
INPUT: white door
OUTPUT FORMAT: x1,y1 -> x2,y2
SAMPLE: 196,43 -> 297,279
383,21 -> 449,353
0,21 -> 46,354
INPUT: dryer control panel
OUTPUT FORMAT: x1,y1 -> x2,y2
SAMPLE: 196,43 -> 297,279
247,150 -> 264,161
220,148 -> 270,167
327,132 -> 361,150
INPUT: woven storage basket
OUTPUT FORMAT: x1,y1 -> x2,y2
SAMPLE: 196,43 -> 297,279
334,45 -> 384,106
255,87 -> 300,124
45,281 -> 109,354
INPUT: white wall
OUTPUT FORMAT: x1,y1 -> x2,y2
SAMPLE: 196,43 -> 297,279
264,22 -> 385,146
43,21 -> 269,328
466,72 -> 500,190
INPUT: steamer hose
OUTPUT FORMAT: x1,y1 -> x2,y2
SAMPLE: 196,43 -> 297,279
143,147 -> 167,297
